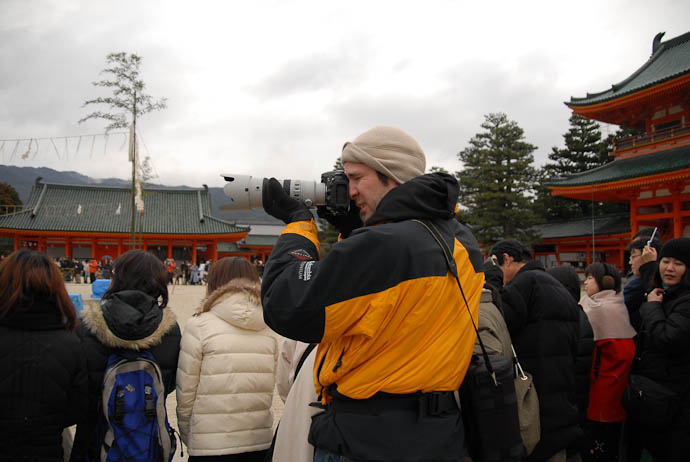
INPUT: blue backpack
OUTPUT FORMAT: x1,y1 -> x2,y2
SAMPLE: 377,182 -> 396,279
98,350 -> 177,462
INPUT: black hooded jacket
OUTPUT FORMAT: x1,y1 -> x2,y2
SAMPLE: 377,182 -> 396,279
69,290 -> 181,462
0,300 -> 88,462
499,261 -> 582,462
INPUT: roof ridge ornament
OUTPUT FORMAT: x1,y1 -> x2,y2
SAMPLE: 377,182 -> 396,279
652,32 -> 666,56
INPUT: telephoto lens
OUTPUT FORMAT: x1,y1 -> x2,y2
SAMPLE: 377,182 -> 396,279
220,174 -> 325,211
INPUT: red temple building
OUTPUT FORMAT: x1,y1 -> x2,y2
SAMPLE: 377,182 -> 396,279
0,179 -> 253,263
543,30 -> 690,271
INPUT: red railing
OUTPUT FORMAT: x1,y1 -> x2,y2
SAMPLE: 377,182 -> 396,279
614,123 -> 690,152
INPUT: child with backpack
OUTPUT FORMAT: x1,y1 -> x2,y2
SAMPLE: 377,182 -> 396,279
176,257 -> 279,461
70,250 -> 182,462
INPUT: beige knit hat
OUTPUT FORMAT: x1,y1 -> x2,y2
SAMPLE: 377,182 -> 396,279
341,126 -> 426,184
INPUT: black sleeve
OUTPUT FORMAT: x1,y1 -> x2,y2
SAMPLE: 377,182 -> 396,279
639,261 -> 657,290
262,224 -> 430,343
639,298 -> 690,353
623,277 -> 645,332
499,282 -> 529,338
152,323 -> 182,396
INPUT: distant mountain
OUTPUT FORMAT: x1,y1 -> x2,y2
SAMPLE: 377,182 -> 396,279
0,165 -> 281,225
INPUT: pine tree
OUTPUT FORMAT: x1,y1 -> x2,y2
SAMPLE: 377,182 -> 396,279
0,182 -> 22,215
536,114 -> 626,221
456,113 -> 539,248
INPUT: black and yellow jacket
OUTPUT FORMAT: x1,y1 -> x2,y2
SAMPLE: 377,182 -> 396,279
262,173 -> 484,403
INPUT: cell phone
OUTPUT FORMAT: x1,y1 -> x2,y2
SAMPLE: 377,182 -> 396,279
647,227 -> 658,248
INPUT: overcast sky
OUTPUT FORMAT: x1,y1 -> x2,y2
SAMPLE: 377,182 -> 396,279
1,0 -> 689,191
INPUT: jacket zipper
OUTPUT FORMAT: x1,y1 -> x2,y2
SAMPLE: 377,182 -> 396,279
332,348 -> 345,372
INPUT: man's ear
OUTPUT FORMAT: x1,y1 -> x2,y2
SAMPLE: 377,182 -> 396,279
502,253 -> 514,266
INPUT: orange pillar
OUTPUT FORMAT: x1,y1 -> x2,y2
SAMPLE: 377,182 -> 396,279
210,241 -> 218,263
192,240 -> 197,264
673,187 -> 682,238
65,237 -> 72,258
167,240 -> 173,259
117,239 -> 122,257
91,239 -> 96,259
13,234 -> 18,251
630,196 -> 639,237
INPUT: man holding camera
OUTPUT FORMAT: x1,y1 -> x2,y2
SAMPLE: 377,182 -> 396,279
261,126 -> 485,461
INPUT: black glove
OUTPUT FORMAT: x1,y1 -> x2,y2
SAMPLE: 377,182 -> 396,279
481,259 -> 504,287
317,201 -> 363,238
262,178 -> 313,224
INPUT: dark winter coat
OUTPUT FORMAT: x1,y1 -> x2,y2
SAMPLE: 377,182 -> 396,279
631,285 -> 690,459
69,290 -> 181,462
574,307 -> 594,427
623,260 -> 656,333
0,299 -> 88,462
499,261 -> 582,462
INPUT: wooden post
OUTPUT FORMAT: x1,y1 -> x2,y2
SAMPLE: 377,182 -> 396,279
65,237 -> 72,259
91,239 -> 96,259
192,240 -> 198,264
13,234 -> 18,252
117,239 -> 122,257
167,240 -> 173,259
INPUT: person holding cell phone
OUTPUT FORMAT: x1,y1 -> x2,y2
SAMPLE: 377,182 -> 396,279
621,238 -> 690,461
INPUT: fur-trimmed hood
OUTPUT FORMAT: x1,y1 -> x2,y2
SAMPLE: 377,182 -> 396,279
199,278 -> 266,331
81,290 -> 178,350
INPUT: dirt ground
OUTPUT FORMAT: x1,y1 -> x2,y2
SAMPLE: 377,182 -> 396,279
65,282 -> 285,462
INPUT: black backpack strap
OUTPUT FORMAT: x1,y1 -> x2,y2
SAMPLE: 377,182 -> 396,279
264,343 -> 317,462
294,343 -> 317,381
412,219 -> 498,386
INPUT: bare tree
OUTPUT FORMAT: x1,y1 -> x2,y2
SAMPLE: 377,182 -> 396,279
80,52 -> 167,131
80,52 -> 166,248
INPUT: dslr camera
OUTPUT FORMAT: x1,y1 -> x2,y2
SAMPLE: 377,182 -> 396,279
221,170 -> 351,215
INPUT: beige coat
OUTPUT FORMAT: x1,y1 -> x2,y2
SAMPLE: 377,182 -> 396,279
273,340 -> 319,462
176,279 -> 279,456
475,288 -> 512,359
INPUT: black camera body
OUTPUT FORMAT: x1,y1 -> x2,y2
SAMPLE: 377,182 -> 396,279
320,170 -> 350,215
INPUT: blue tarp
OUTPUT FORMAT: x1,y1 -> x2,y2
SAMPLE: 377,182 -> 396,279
69,293 -> 84,317
91,279 -> 110,299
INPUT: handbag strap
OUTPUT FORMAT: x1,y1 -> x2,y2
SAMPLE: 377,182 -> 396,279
511,344 -> 528,380
412,219 -> 499,386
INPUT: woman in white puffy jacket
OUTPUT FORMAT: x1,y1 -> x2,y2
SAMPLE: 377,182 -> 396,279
176,257 -> 278,461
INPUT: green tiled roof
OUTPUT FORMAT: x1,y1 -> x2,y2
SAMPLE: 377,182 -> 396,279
568,31 -> 690,106
548,144 -> 690,187
238,235 -> 279,246
534,214 -> 630,239
0,181 -> 249,235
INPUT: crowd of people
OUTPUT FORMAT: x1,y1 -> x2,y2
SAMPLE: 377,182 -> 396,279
0,125 -> 689,462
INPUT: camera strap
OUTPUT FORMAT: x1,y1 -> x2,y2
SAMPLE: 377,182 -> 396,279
412,219 -> 498,386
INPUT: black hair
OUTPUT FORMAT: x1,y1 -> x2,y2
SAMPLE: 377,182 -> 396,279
584,262 -> 621,293
627,235 -> 662,253
546,264 -> 581,303
103,250 -> 169,308
376,171 -> 390,185
489,239 -> 532,265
